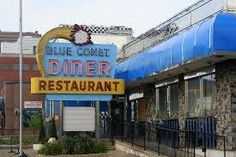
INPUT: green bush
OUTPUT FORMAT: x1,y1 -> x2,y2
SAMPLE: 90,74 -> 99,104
38,134 -> 108,155
0,136 -> 38,146
77,135 -> 96,154
63,135 -> 79,154
62,134 -> 108,154
38,142 -> 63,155
29,114 -> 42,130
93,143 -> 108,153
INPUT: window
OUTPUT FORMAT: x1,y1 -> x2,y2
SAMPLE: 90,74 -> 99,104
157,83 -> 179,118
13,64 -> 19,70
33,46 -> 37,54
32,64 -> 38,71
45,100 -> 51,118
202,74 -> 216,115
2,64 -> 10,71
130,98 -> 147,122
159,86 -> 168,113
187,77 -> 201,116
23,64 -> 30,71
169,84 -> 179,115
186,74 -> 216,117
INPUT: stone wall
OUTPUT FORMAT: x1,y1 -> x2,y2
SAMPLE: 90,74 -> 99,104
177,75 -> 186,130
215,60 -> 236,150
143,83 -> 156,122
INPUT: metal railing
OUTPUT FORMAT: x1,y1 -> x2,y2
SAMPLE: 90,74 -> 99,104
120,0 -> 236,60
107,119 -> 226,157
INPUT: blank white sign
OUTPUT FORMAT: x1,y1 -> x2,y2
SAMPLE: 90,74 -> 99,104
63,107 -> 95,131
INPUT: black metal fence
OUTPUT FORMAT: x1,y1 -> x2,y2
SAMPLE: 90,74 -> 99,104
105,119 -> 227,157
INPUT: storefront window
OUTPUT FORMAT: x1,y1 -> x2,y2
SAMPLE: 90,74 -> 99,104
170,84 -> 179,115
186,74 -> 216,117
202,74 -> 216,115
159,86 -> 167,113
187,77 -> 201,117
157,83 -> 179,118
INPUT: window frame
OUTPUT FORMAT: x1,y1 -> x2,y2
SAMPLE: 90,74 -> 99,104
185,72 -> 216,117
156,78 -> 179,119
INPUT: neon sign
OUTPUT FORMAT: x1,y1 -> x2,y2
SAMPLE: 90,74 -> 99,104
31,25 -> 124,101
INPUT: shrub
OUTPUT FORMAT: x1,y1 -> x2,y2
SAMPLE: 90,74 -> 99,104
77,135 -> 96,154
62,134 -> 108,154
38,142 -> 63,155
0,136 -> 38,146
94,143 -> 108,153
29,114 -> 42,130
63,135 -> 79,154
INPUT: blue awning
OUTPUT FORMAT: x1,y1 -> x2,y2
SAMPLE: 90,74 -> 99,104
115,13 -> 236,83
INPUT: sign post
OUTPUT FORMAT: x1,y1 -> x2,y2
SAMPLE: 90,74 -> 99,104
19,0 -> 24,156
95,101 -> 100,143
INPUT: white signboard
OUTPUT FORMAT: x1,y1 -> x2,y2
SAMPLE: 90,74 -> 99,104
24,101 -> 42,109
63,107 -> 95,131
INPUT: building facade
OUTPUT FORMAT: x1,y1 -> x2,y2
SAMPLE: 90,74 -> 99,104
115,0 -> 236,154
0,54 -> 43,132
0,31 -> 41,54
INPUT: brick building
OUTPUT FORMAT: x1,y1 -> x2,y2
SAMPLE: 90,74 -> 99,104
0,54 -> 43,131
0,54 -> 41,94
4,82 -> 44,133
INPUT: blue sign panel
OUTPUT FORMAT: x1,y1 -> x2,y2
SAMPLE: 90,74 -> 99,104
45,42 -> 117,101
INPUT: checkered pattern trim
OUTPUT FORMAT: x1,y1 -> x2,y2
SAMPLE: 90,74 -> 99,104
82,25 -> 132,34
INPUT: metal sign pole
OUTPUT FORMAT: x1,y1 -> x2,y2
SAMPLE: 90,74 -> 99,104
95,101 -> 100,143
19,0 -> 23,156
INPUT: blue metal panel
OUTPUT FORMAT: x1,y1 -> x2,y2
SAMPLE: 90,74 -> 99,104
214,13 -> 236,52
172,34 -> 183,65
182,27 -> 196,62
194,18 -> 214,58
100,101 -> 108,112
63,100 -> 92,107
115,13 -> 236,83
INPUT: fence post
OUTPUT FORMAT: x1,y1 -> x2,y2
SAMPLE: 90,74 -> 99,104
111,118 -> 114,145
224,136 -> 226,157
132,121 -> 134,146
144,122 -> 146,150
122,120 -> 124,142
193,131 -> 196,157
157,125 -> 160,155
173,131 -> 176,157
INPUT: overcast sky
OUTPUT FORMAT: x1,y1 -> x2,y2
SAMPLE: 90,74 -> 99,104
0,0 -> 199,36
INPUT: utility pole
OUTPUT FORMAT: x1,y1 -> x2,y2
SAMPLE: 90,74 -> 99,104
19,0 -> 24,156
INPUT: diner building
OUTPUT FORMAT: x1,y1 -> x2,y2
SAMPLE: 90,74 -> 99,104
115,0 -> 236,151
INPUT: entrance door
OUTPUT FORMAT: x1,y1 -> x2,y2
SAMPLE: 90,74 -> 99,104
111,100 -> 124,137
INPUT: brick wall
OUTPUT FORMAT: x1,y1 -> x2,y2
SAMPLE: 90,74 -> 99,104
0,55 -> 41,95
4,82 -> 44,130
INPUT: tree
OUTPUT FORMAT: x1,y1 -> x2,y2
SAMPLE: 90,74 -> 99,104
29,113 -> 41,130
48,118 -> 57,139
38,116 -> 46,143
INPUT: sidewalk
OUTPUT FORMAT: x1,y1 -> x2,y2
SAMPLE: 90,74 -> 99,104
0,149 -> 137,157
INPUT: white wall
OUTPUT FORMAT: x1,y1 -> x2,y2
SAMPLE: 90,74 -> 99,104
92,34 -> 131,49
63,107 -> 95,131
1,36 -> 40,54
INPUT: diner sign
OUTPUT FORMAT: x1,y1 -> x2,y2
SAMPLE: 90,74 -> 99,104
31,24 -> 124,101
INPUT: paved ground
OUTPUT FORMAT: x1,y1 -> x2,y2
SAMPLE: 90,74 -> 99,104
0,149 -> 137,157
